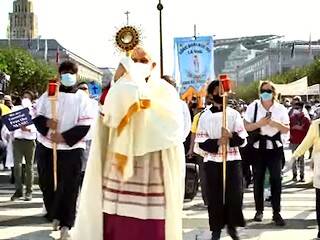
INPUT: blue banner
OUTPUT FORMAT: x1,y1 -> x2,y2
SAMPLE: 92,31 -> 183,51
174,36 -> 215,94
2,108 -> 33,131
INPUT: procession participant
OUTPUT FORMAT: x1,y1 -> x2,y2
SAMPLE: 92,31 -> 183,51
77,81 -> 99,188
292,119 -> 320,239
33,61 -> 93,240
11,91 -> 37,201
289,101 -> 310,182
73,46 -> 185,240
162,75 -> 191,142
194,80 -> 247,240
288,96 -> 310,119
4,95 -> 13,109
244,81 -> 289,226
186,92 -> 214,206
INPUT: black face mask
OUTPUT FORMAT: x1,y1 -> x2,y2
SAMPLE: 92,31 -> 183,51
213,95 -> 223,104
191,103 -> 197,108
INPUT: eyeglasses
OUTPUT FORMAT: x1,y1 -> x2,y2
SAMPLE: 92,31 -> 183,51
132,58 -> 149,64
260,89 -> 272,94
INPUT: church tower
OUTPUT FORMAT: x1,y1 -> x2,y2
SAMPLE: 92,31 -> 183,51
9,0 -> 38,39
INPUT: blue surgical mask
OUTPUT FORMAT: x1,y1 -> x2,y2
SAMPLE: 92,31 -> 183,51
60,73 -> 77,87
260,92 -> 273,101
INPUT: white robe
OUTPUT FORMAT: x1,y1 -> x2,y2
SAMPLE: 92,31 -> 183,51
72,60 -> 185,240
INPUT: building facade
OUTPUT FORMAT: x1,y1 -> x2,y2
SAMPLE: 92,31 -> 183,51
237,45 -> 320,84
9,0 -> 38,39
214,35 -> 281,76
221,44 -> 259,84
0,39 -> 103,82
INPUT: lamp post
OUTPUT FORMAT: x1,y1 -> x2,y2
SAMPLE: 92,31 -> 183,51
157,0 -> 164,78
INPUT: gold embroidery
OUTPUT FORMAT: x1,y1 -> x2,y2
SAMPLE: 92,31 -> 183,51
140,99 -> 151,109
117,99 -> 151,136
115,153 -> 128,175
115,99 -> 150,175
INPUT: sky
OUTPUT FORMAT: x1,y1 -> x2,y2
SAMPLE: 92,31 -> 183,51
1,0 -> 320,73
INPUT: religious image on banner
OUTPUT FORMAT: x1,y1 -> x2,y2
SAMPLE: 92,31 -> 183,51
174,36 -> 215,97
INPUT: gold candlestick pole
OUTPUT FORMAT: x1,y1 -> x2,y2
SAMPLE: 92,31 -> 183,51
218,74 -> 232,205
48,80 -> 59,191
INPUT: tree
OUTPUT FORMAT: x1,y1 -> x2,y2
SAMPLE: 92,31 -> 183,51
0,47 -> 57,94
234,81 -> 260,102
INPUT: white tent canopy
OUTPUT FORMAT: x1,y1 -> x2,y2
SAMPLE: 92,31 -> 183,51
272,77 -> 308,96
307,84 -> 320,95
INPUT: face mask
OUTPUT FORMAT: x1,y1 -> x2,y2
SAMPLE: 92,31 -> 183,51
130,62 -> 152,81
191,103 -> 197,108
22,98 -> 32,108
260,92 -> 273,101
213,95 -> 223,104
292,109 -> 301,115
60,73 -> 77,87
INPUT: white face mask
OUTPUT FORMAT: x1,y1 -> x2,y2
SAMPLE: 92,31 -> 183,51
130,62 -> 152,82
292,109 -> 301,115
22,98 -> 32,108
60,73 -> 77,87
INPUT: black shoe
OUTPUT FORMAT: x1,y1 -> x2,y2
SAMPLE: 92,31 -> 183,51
24,192 -> 32,201
227,226 -> 239,240
292,175 -> 297,182
253,211 -> 263,222
11,191 -> 23,201
273,213 -> 286,226
211,230 -> 221,240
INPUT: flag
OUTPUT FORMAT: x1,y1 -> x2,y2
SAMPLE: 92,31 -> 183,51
56,46 -> 60,65
44,39 -> 48,61
6,24 -> 11,47
290,42 -> 295,58
309,33 -> 312,57
37,36 -> 40,52
28,36 -> 32,49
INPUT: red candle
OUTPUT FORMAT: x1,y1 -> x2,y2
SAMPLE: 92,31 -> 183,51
218,74 -> 232,92
48,79 -> 58,97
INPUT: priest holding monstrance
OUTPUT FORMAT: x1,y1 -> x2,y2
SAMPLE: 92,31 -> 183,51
72,25 -> 185,240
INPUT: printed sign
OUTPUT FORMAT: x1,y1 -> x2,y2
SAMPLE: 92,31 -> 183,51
88,81 -> 102,99
2,108 -> 33,131
174,36 -> 215,95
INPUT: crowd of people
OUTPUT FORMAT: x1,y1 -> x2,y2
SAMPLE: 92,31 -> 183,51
0,61 -> 98,239
184,80 -> 320,239
1,46 -> 320,240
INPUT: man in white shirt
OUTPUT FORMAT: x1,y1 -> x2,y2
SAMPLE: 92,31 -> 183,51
244,81 -> 289,227
194,80 -> 248,240
34,61 -> 94,240
11,91 -> 37,201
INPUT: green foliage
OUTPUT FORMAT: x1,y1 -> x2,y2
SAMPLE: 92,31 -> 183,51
0,47 -> 57,94
234,81 -> 260,102
235,58 -> 320,102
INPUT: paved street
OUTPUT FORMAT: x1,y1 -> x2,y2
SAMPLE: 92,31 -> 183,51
0,149 -> 319,240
